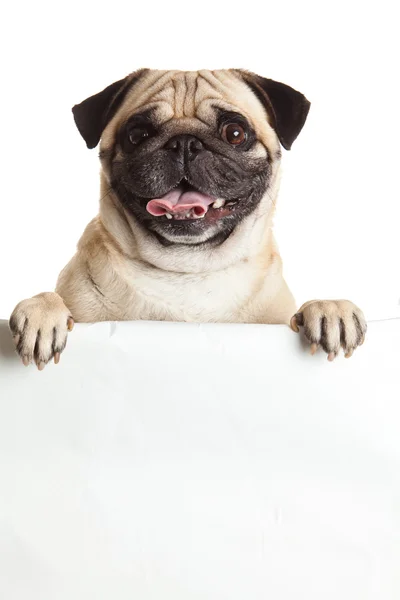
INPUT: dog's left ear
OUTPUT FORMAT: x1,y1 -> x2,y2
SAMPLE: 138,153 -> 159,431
72,69 -> 148,149
238,70 -> 310,150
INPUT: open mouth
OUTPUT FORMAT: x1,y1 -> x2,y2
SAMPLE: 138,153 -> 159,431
146,181 -> 237,222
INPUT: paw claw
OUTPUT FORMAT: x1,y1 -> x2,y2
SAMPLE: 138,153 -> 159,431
295,300 -> 366,361
290,315 -> 300,333
9,293 -> 72,369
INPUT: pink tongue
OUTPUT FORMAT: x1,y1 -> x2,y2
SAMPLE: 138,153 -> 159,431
146,187 -> 215,217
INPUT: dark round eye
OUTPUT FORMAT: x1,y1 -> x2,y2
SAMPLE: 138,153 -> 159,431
221,123 -> 247,146
127,127 -> 150,145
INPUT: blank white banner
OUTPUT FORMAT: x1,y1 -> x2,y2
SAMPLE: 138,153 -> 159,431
0,318 -> 399,599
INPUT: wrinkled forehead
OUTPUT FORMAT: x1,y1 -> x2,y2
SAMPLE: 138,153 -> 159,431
101,69 -> 279,151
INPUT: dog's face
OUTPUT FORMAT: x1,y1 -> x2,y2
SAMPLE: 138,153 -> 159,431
73,70 -> 310,245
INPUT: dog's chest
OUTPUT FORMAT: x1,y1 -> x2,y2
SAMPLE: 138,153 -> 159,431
125,261 -> 256,323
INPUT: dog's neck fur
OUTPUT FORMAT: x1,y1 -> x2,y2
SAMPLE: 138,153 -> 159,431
98,166 -> 281,275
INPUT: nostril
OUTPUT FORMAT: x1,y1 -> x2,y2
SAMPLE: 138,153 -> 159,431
188,139 -> 203,154
165,138 -> 181,151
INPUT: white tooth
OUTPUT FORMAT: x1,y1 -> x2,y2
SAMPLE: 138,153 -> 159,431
165,213 -> 173,219
212,199 -> 225,209
194,213 -> 205,219
186,211 -> 192,218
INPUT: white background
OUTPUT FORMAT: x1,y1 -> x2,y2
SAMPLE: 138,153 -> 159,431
0,0 -> 399,320
1,5 -> 399,596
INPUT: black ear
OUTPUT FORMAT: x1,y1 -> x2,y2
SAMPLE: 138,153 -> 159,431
72,69 -> 147,149
239,71 -> 310,150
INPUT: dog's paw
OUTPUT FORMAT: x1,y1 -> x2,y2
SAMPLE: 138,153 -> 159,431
9,292 -> 74,370
290,299 -> 367,361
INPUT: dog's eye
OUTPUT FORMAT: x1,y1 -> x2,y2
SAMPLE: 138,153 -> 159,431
120,119 -> 156,152
221,123 -> 247,146
127,127 -> 150,145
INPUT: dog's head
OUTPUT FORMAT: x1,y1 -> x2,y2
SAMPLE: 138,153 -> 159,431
73,69 -> 310,245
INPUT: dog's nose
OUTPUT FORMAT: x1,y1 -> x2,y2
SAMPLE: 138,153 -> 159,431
164,135 -> 204,162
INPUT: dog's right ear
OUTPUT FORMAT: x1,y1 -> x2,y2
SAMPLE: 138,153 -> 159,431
72,69 -> 147,149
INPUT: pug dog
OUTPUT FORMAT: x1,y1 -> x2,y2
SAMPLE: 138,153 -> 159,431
9,69 -> 366,369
